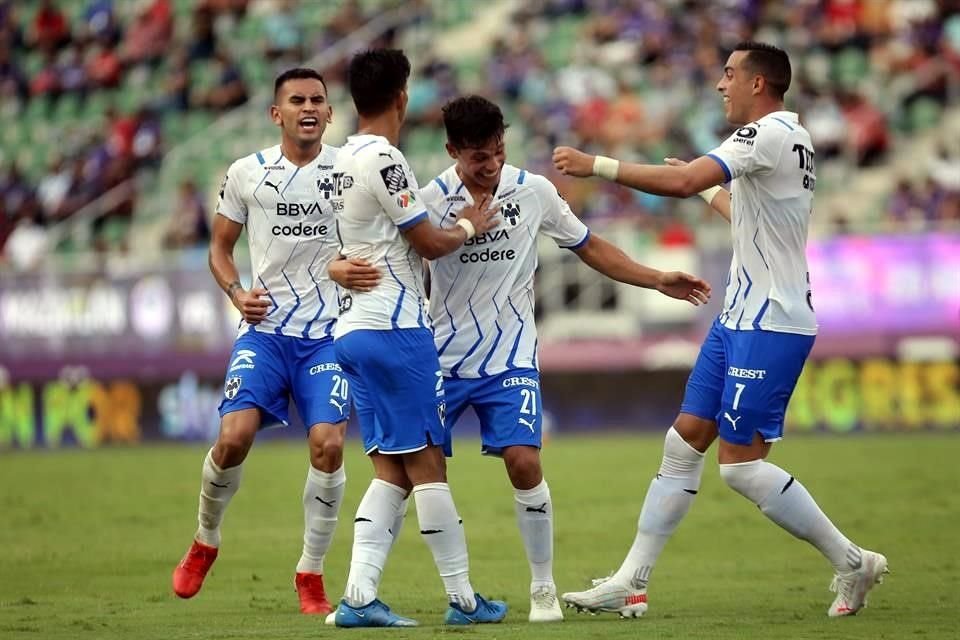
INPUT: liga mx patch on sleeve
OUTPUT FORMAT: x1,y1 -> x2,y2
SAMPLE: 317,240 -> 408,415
380,164 -> 409,195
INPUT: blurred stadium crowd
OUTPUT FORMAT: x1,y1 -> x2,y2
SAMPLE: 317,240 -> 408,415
0,0 -> 958,268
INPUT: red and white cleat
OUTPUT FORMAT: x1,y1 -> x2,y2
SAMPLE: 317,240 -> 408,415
828,549 -> 888,617
295,572 -> 333,615
172,540 -> 218,599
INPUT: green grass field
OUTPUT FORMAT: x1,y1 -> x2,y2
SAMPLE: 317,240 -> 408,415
2,433 -> 958,639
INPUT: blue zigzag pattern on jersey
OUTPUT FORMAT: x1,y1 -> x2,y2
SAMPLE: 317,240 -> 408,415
506,295 -> 526,369
384,258 -> 406,330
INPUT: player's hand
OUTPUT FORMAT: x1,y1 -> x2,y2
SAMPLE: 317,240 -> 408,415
656,272 -> 712,306
663,157 -> 688,167
457,194 -> 500,236
232,287 -> 271,324
328,257 -> 381,292
552,146 -> 595,177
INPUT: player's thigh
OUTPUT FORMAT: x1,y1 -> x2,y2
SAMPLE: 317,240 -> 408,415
219,330 -> 291,427
472,368 -> 543,456
440,376 -> 476,456
335,328 -> 445,455
290,336 -> 350,430
679,319 -> 727,425
717,327 -> 815,447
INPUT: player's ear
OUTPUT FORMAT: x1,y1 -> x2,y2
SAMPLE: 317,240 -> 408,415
269,104 -> 282,126
445,142 -> 457,160
326,104 -> 333,124
752,74 -> 765,96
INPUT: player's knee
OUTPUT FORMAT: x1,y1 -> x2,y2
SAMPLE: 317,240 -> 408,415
719,459 -> 777,503
503,446 -> 543,489
214,423 -> 256,466
658,426 -> 706,486
309,425 -> 344,471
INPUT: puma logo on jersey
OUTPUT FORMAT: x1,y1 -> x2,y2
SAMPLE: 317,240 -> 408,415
265,179 -> 282,194
723,412 -> 741,430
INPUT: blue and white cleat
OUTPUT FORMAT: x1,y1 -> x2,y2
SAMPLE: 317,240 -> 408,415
444,593 -> 508,625
334,598 -> 418,627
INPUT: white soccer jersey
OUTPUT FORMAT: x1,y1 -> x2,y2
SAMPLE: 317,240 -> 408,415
421,164 -> 590,378
706,111 -> 818,335
217,143 -> 342,339
331,134 -> 431,338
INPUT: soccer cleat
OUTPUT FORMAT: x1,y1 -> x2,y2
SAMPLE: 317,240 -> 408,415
562,576 -> 648,618
295,572 -> 332,615
828,549 -> 888,617
172,540 -> 218,599
334,598 -> 418,627
528,584 -> 564,623
444,593 -> 508,625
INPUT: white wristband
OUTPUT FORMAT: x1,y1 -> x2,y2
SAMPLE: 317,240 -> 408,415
698,186 -> 722,203
455,218 -> 476,240
592,155 -> 620,181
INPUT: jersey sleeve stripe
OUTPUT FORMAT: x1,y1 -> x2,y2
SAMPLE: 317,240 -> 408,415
351,140 -> 377,156
256,151 -> 265,164
433,177 -> 449,195
517,170 -> 527,184
560,228 -> 591,251
706,153 -> 732,182
397,210 -> 428,230
771,117 -> 794,131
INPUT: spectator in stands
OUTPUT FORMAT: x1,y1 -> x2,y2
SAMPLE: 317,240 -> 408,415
58,45 -> 89,104
29,0 -> 70,55
187,5 -> 217,62
263,0 -> 303,62
0,42 -> 28,106
2,206 -> 49,271
131,106 -> 164,168
86,42 -> 122,89
79,0 -> 120,48
0,1 -> 24,50
154,47 -> 191,112
30,50 -> 60,103
0,163 -> 33,221
121,0 -> 174,69
36,156 -> 72,222
163,180 -> 209,249
195,48 -> 247,111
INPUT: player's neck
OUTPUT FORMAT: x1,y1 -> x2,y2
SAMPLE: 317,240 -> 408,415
357,114 -> 401,146
455,167 -> 497,203
280,138 -> 323,167
747,99 -> 786,123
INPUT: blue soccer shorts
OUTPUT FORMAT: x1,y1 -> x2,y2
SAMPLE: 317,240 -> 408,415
334,327 -> 446,455
680,318 -> 815,445
218,329 -> 349,430
443,368 -> 543,456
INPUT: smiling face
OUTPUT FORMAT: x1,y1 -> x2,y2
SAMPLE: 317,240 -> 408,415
271,77 -> 332,147
716,50 -> 759,126
448,135 -> 506,194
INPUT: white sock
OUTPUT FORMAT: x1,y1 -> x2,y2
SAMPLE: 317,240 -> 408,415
613,427 -> 704,589
343,479 -> 406,607
514,480 -> 554,591
719,459 -> 859,573
412,482 -> 476,611
196,448 -> 242,547
389,497 -> 409,548
297,464 -> 346,574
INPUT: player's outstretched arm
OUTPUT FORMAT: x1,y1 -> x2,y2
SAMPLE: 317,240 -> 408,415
664,157 -> 731,222
209,214 -> 270,324
573,233 -> 711,306
328,257 -> 381,292
403,195 -> 500,260
553,146 -> 727,199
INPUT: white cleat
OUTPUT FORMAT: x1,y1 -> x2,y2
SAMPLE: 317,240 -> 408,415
324,609 -> 337,626
828,549 -> 889,617
529,584 -> 564,623
562,577 -> 648,619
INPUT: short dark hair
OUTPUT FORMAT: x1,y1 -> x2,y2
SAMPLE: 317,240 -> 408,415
274,68 -> 327,99
441,95 -> 508,149
734,41 -> 791,99
347,49 -> 411,117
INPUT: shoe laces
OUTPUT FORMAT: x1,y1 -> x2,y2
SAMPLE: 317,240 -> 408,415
181,545 -> 215,572
829,572 -> 855,603
531,588 -> 557,608
590,573 -> 615,587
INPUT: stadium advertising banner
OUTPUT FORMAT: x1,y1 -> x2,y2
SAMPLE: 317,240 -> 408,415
0,233 -> 957,450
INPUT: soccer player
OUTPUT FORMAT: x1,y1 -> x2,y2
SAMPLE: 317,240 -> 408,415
552,41 -> 887,618
328,49 -> 507,628
171,68 -> 348,616
331,94 -> 711,623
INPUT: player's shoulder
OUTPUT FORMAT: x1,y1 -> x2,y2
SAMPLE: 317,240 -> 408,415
422,165 -> 458,205
752,111 -> 807,143
503,164 -> 555,198
228,144 -> 282,176
345,135 -> 405,168
317,143 -> 340,166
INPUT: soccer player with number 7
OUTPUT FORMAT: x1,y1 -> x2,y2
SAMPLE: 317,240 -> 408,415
553,41 -> 887,619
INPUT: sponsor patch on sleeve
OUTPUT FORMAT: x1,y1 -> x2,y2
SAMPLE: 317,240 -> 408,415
380,164 -> 409,195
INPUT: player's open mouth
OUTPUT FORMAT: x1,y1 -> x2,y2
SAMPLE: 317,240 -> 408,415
299,117 -> 319,130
